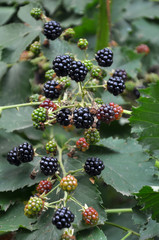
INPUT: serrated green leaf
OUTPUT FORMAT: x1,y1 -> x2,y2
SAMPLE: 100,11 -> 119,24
63,0 -> 92,14
42,0 -> 62,15
0,7 -> 16,26
0,62 -> 7,83
140,219 -> 159,240
77,227 -> 107,240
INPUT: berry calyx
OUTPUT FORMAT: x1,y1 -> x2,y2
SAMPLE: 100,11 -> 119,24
84,157 -> 105,176
109,102 -> 123,120
29,41 -> 41,55
96,104 -> 115,124
45,140 -> 57,154
113,69 -> 127,82
73,107 -> 94,129
53,55 -> 72,77
68,61 -> 88,82
39,99 -> 57,111
77,38 -> 88,50
36,180 -> 53,194
18,142 -> 34,163
52,207 -> 74,229
56,108 -> 72,126
43,20 -> 62,40
60,175 -> 78,192
30,8 -> 42,20
82,207 -> 99,225
95,48 -> 113,67
76,138 -> 89,152
84,128 -> 100,144
107,76 -> 126,96
82,60 -> 93,71
40,156 -> 58,176
24,196 -> 43,218
45,69 -> 56,80
43,80 -> 62,99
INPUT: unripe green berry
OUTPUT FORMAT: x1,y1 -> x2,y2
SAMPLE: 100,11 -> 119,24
77,38 -> 88,50
84,128 -> 100,144
82,60 -> 93,71
56,77 -> 71,88
62,28 -> 75,41
46,140 -> 57,154
30,41 -> 41,55
95,98 -> 104,105
32,107 -> 47,129
91,67 -> 106,80
45,69 -> 56,80
30,8 -> 42,20
24,196 -> 43,218
87,79 -> 99,92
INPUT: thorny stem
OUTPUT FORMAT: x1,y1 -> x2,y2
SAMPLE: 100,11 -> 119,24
106,208 -> 133,214
78,82 -> 85,107
57,146 -> 66,177
84,85 -> 105,89
0,102 -> 41,112
68,168 -> 84,175
121,231 -> 132,240
105,222 -> 140,237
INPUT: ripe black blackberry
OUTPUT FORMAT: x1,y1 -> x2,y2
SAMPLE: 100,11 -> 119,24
18,142 -> 34,163
43,80 -> 62,99
53,55 -> 72,77
7,147 -> 21,166
96,104 -> 115,124
113,69 -> 127,82
43,20 -> 62,40
40,156 -> 58,176
84,157 -> 105,176
73,107 -> 94,129
56,108 -> 72,126
95,48 -> 113,67
107,76 -> 126,96
68,60 -> 88,82
52,207 -> 74,229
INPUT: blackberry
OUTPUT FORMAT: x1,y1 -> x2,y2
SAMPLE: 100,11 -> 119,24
95,48 -> 113,67
133,87 -> 140,99
43,80 -> 62,99
43,20 -> 62,41
30,8 -> 42,20
45,140 -> 57,154
40,156 -> 58,176
62,28 -> 75,41
113,69 -> 127,82
82,60 -> 93,71
91,68 -> 106,80
68,61 -> 88,82
73,107 -> 94,129
107,76 -> 126,96
36,180 -> 53,194
109,102 -> 123,120
45,69 -> 56,80
18,142 -> 34,163
53,55 -> 72,77
82,207 -> 99,225
84,157 -> 105,176
95,98 -> 103,105
52,207 -> 74,229
76,137 -> 89,152
29,41 -> 41,55
32,107 -> 47,124
60,175 -> 78,192
24,196 -> 43,218
56,77 -> 71,88
77,38 -> 88,50
40,99 -> 57,111
84,128 -> 100,144
96,104 -> 115,124
56,108 -> 72,126
7,147 -> 21,166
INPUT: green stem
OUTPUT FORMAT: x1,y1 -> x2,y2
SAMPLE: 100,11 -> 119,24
70,196 -> 85,210
123,110 -> 132,115
78,82 -> 84,107
121,232 -> 132,240
47,199 -> 62,206
44,183 -> 60,197
30,55 -> 47,64
105,222 -> 140,237
68,168 -> 84,175
57,146 -> 66,177
52,105 -> 75,115
0,102 -> 41,112
84,85 -> 104,89
106,208 -> 133,214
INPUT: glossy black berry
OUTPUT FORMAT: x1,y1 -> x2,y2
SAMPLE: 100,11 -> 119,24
7,147 -> 21,166
96,104 -> 115,124
68,60 -> 88,82
43,80 -> 62,99
95,48 -> 113,67
52,207 -> 74,229
84,157 -> 105,176
56,108 -> 72,126
53,55 -> 72,77
73,107 -> 94,129
18,142 -> 34,163
133,88 -> 140,99
113,69 -> 127,82
40,156 -> 58,176
107,76 -> 126,96
43,20 -> 62,40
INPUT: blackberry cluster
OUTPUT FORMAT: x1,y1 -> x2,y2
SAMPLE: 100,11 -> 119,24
45,69 -> 56,80
73,107 -> 94,129
53,55 -> 72,77
82,207 -> 99,225
76,138 -> 89,152
30,8 -> 42,20
56,77 -> 71,88
96,104 -> 115,124
29,41 -> 41,55
68,61 -> 88,82
7,147 -> 21,166
40,156 -> 58,176
84,128 -> 100,144
82,60 -> 93,71
113,69 -> 127,82
84,157 -> 105,176
60,175 -> 78,192
109,102 -> 123,120
107,76 -> 126,96
56,108 -> 72,126
95,48 -> 113,67
45,140 -> 57,154
36,180 -> 53,194
43,20 -> 62,40
40,99 -> 57,111
52,207 -> 74,229
24,196 -> 43,218
77,38 -> 88,50
43,80 -> 62,99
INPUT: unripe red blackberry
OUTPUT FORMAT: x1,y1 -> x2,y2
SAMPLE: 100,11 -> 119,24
43,80 -> 62,99
45,140 -> 57,154
84,128 -> 100,144
36,180 -> 53,194
40,99 -> 57,111
40,156 -> 58,176
77,38 -> 88,50
24,196 -> 43,218
45,69 -> 56,80
113,69 -> 127,82
76,138 -> 89,152
73,107 -> 94,129
96,104 -> 115,124
68,61 -> 88,82
107,76 -> 126,96
52,207 -> 74,229
82,207 -> 99,225
57,108 -> 72,126
43,20 -> 62,40
95,48 -> 113,67
60,175 -> 78,192
29,41 -> 41,55
136,44 -> 150,55
91,67 -> 106,80
32,107 -> 47,124
30,8 -> 42,20
109,102 -> 123,120
62,28 -> 75,41
53,55 -> 72,77
82,60 -> 93,71
84,157 -> 105,176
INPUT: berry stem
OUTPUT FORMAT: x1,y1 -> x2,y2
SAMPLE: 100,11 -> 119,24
123,110 -> 132,115
84,84 -> 104,89
106,208 -> 133,214
121,232 -> 132,240
45,183 -> 60,197
47,199 -> 62,207
105,222 -> 140,237
57,146 -> 66,177
68,168 -> 84,175
30,55 -> 47,64
78,82 -> 85,107
70,196 -> 85,210
0,102 -> 41,112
